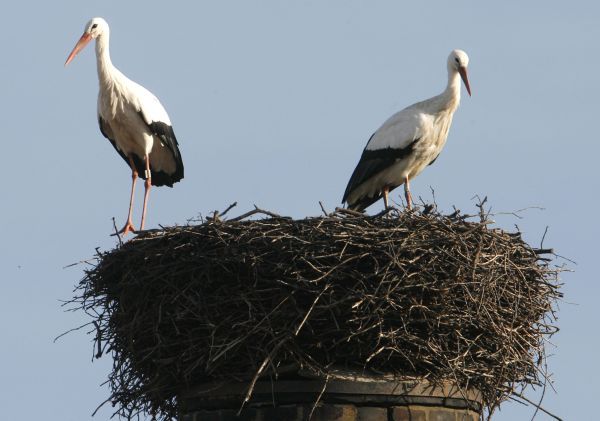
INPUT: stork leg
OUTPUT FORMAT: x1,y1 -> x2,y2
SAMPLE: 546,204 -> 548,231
139,155 -> 152,231
404,176 -> 412,210
116,156 -> 138,236
382,186 -> 390,209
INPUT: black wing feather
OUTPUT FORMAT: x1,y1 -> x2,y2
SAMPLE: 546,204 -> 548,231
342,136 -> 420,209
98,115 -> 184,187
140,113 -> 185,187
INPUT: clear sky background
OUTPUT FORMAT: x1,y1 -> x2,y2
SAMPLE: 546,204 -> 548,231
0,1 -> 596,419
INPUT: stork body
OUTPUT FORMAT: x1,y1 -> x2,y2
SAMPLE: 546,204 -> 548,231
342,50 -> 471,211
66,17 -> 184,235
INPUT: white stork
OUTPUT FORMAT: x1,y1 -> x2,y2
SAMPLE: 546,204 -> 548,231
65,17 -> 184,235
342,49 -> 471,211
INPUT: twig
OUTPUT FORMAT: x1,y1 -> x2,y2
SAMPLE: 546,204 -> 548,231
220,202 -> 238,218
370,206 -> 396,219
238,356 -> 271,415
308,374 -> 330,421
295,285 -> 330,336
63,257 -> 97,269
318,201 -> 329,217
512,392 -> 563,421
530,354 -> 549,421
93,321 -> 103,358
238,338 -> 290,415
53,322 -> 94,343
228,205 -> 289,222
109,217 -> 124,246
334,207 -> 365,217
91,397 -> 112,416
475,195 -> 488,223
540,226 -> 549,250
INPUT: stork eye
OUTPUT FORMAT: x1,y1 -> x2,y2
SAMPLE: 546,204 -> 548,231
454,57 -> 460,63
91,23 -> 98,29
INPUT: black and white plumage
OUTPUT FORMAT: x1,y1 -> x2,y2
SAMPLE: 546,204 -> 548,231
342,49 -> 471,211
65,17 -> 184,235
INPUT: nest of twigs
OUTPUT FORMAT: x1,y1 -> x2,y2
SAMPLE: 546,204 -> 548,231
72,204 -> 562,420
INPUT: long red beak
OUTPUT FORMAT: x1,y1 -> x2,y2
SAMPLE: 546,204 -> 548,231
458,66 -> 471,97
65,33 -> 92,66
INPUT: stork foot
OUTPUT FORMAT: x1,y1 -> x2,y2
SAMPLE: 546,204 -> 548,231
112,220 -> 137,237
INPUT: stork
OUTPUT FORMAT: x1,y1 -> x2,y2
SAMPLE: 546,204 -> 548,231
65,17 -> 184,235
342,49 -> 471,211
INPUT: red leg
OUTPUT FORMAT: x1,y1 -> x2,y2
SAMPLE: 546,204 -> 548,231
404,176 -> 412,210
382,186 -> 390,209
116,156 -> 138,236
139,155 -> 152,231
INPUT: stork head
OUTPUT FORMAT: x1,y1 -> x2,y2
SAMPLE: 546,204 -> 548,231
448,49 -> 471,96
65,17 -> 109,66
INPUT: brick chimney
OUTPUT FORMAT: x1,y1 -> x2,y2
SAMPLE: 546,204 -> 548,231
180,373 -> 481,421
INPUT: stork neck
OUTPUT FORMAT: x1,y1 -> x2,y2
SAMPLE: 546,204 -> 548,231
444,69 -> 461,102
436,68 -> 461,112
95,33 -> 115,85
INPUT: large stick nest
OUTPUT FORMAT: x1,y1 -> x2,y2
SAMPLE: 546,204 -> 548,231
72,205 -> 562,420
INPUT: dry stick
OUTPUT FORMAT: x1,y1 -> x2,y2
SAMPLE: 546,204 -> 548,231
219,201 -> 238,218
318,201 -> 328,217
295,284 -> 331,336
93,320 -> 103,358
238,341 -> 285,416
229,206 -> 289,222
533,248 -> 554,255
540,225 -> 549,250
334,207 -> 365,217
370,206 -> 395,219
530,358 -> 548,421
228,208 -> 265,222
308,374 -> 330,421
479,196 -> 489,222
53,321 -> 94,342
91,397 -> 113,416
251,205 -> 290,219
239,284 -> 331,415
110,217 -> 124,246
210,297 -> 291,363
63,257 -> 98,269
512,392 -> 562,421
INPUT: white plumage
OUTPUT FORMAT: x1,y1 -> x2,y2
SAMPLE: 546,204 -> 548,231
66,17 -> 184,235
342,49 -> 471,211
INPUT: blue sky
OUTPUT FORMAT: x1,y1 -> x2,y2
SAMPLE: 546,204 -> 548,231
0,1 -> 597,419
